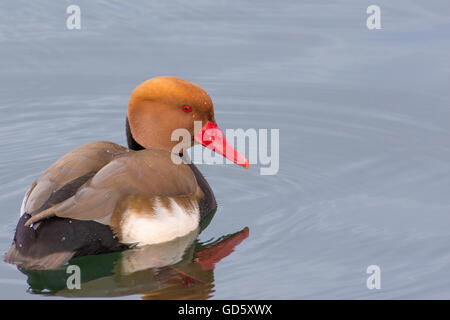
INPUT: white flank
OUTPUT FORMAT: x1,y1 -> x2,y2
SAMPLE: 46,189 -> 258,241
120,197 -> 200,246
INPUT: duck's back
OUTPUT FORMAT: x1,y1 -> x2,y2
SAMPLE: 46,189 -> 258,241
20,141 -> 129,217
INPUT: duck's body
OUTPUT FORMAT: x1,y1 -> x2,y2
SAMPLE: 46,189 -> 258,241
5,77 -> 247,270
6,142 -> 216,269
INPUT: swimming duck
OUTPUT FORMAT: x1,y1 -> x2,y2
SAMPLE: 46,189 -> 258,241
5,76 -> 248,270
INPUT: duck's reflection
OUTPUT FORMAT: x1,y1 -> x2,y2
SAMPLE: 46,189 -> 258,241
20,226 -> 249,299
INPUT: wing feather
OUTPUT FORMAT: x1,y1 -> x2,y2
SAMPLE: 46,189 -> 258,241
21,141 -> 129,216
25,149 -> 197,226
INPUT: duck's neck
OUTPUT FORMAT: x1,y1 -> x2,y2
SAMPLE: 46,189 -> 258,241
125,117 -> 145,151
125,117 -> 184,157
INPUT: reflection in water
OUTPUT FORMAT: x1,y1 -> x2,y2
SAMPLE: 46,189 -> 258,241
19,227 -> 249,299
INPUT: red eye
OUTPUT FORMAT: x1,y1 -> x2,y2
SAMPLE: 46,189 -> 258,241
182,105 -> 192,113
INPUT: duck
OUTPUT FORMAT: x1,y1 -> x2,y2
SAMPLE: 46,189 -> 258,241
4,76 -> 249,270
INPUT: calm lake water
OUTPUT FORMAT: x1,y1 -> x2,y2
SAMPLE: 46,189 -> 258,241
1,0 -> 450,299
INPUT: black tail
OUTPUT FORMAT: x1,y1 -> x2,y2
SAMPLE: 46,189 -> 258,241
5,213 -> 128,270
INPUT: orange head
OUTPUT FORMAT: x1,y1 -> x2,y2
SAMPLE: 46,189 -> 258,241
127,76 -> 248,168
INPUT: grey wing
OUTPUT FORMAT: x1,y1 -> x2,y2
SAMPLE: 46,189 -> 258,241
20,141 -> 129,218
24,149 -> 198,227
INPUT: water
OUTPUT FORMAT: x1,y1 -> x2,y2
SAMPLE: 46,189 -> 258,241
1,0 -> 450,299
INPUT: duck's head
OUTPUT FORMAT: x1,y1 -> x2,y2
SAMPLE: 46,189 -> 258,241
127,76 -> 248,168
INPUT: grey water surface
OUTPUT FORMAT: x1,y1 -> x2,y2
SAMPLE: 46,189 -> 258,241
0,0 -> 450,299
